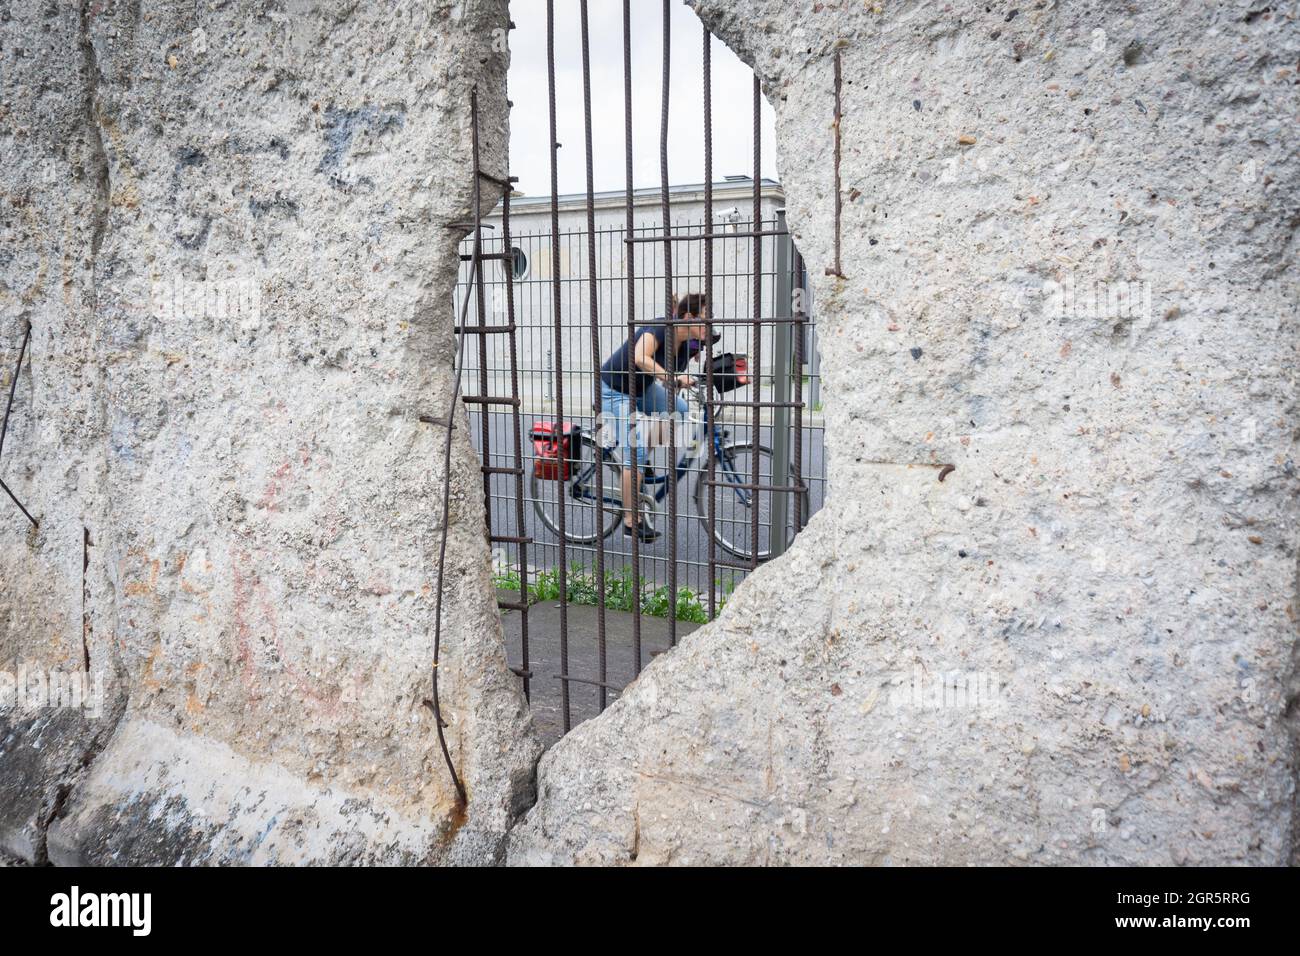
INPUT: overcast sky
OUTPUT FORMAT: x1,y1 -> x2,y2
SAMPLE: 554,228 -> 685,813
507,0 -> 778,198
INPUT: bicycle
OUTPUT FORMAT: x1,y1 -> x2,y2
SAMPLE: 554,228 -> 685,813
531,374 -> 807,562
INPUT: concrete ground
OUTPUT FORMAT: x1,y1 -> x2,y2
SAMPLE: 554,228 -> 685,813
497,590 -> 700,749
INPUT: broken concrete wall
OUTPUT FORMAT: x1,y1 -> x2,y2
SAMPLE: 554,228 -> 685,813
1,0 -> 537,865
510,0 -> 1300,864
0,0 -> 116,863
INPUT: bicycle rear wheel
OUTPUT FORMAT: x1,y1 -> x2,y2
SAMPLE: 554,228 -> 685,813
531,433 -> 624,544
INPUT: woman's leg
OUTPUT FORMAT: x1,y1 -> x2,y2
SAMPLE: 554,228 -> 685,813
636,382 -> 688,467
621,462 -> 637,528
600,384 -> 637,528
637,380 -> 669,415
616,384 -> 669,541
637,381 -> 668,463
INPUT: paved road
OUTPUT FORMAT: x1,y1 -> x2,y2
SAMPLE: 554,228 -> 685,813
468,409 -> 827,597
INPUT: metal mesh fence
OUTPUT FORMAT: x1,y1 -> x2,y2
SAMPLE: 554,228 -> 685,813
456,214 -> 825,604
445,2 -> 829,742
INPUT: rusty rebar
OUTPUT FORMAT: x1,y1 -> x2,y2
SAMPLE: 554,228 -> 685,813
660,0 -> 679,646
467,142 -> 532,705
554,673 -> 623,693
0,477 -> 36,527
623,0 -> 643,674
750,73 -> 762,570
501,184 -> 532,703
578,0 -> 609,711
826,49 -> 844,279
623,228 -> 785,244
429,88 -> 496,810
703,23 -> 718,621
793,249 -> 808,532
474,173 -> 493,533
0,319 -> 36,528
0,319 -> 31,463
545,0 -> 571,732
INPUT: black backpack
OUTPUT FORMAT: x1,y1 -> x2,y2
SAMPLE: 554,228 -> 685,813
708,353 -> 751,392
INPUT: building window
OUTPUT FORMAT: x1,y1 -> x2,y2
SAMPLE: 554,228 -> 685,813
511,246 -> 529,280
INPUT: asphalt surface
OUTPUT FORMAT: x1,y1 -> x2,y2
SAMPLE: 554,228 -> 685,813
469,408 -> 827,596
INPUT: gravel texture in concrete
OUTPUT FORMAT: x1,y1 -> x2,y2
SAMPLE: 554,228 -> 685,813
509,0 -> 1300,865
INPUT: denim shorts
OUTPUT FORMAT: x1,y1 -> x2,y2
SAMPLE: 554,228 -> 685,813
599,380 -> 688,468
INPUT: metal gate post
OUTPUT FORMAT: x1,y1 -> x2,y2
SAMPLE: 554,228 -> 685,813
808,302 -> 821,412
769,210 -> 793,559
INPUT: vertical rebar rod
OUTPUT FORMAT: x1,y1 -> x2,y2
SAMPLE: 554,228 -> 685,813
826,49 -> 844,279
750,74 -> 762,570
474,178 -> 493,532
623,0 -> 642,673
660,0 -> 678,646
430,88 -> 492,809
578,0 -> 609,711
702,25 -> 717,620
770,208 -> 792,560
545,0 -> 570,731
501,186 -> 531,703
793,248 -> 807,533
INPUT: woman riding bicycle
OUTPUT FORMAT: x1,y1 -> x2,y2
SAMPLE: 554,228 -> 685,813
598,292 -> 715,542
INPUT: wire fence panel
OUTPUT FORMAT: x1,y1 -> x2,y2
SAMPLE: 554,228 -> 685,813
456,215 -> 825,603
455,7 -> 824,744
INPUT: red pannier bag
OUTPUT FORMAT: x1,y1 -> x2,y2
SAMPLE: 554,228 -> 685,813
530,421 -> 581,480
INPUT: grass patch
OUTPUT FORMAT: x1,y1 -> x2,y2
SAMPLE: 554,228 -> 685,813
493,564 -> 725,625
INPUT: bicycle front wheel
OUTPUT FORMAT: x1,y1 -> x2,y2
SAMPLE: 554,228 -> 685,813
531,433 -> 624,544
695,441 -> 809,562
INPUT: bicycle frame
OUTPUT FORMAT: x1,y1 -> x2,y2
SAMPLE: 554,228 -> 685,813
577,384 -> 752,510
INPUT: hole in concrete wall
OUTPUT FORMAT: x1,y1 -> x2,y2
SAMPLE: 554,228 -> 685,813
461,1 -> 818,750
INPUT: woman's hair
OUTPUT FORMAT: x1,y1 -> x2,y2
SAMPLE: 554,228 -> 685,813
675,292 -> 708,320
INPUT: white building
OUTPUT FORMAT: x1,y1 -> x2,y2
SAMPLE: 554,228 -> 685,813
458,176 -> 805,415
